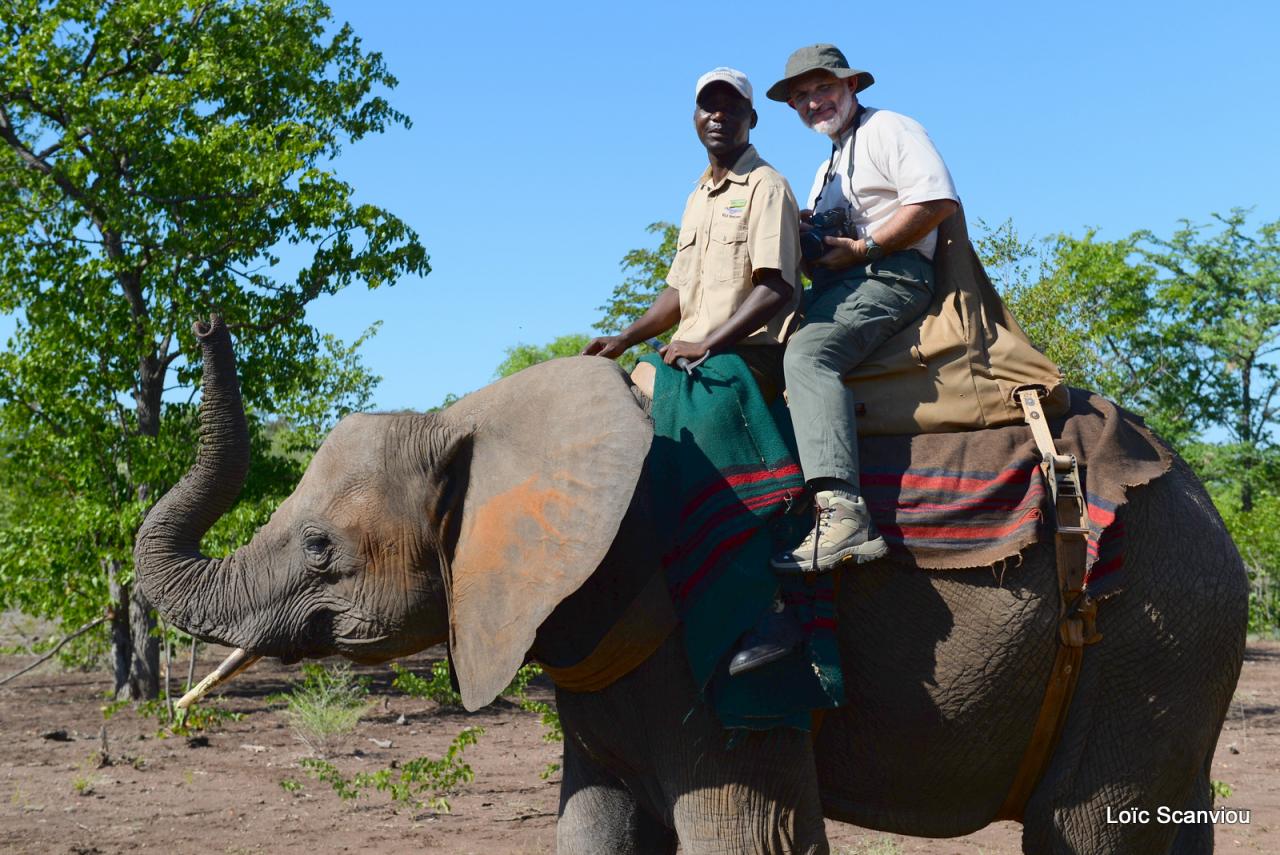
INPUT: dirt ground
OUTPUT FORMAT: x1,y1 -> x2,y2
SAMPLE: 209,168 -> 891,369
1,639 -> 1277,855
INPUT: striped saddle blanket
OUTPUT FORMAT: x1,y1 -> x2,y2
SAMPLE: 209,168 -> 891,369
858,389 -> 1170,598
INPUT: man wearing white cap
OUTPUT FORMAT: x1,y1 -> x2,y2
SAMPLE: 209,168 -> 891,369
583,68 -> 805,676
583,67 -> 801,403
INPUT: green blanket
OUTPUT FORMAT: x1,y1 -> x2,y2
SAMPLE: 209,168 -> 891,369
641,352 -> 843,730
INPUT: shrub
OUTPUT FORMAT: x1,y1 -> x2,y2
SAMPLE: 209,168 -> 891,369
1211,491 -> 1280,637
299,726 -> 484,813
280,662 -> 372,758
390,660 -> 461,707
391,660 -> 563,777
102,695 -> 242,739
503,664 -> 562,778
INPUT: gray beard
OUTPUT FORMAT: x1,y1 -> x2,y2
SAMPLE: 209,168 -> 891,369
809,94 -> 856,138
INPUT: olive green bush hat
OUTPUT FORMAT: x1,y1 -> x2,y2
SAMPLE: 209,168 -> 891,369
766,44 -> 875,103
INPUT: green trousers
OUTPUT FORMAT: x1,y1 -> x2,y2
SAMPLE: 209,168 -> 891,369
783,251 -> 935,488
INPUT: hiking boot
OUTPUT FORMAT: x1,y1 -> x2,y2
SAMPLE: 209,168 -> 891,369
771,492 -> 888,574
728,605 -> 803,677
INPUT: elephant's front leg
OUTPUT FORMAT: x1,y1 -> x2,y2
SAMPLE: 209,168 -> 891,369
553,637 -> 829,854
558,732 -> 678,855
666,725 -> 830,855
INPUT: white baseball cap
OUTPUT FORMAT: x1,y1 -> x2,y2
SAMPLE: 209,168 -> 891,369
695,67 -> 752,104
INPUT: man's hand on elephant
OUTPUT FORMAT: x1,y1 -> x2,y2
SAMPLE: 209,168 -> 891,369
584,288 -> 682,361
816,235 -> 867,269
660,339 -> 710,366
582,336 -> 631,360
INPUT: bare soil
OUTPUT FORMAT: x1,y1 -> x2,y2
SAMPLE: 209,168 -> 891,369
1,640 -> 1276,855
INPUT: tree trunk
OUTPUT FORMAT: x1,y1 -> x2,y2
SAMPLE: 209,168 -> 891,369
106,558 -> 161,700
1240,358 -> 1254,513
136,353 -> 164,439
128,583 -> 160,699
109,354 -> 166,701
106,559 -> 132,699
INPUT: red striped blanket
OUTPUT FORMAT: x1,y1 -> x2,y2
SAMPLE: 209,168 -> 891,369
857,390 -> 1170,597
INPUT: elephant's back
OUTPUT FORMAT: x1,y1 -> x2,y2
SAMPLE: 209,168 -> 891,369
811,454 -> 1247,834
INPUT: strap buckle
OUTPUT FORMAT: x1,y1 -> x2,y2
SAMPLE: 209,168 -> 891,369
1060,594 -> 1103,647
1017,388 -> 1088,541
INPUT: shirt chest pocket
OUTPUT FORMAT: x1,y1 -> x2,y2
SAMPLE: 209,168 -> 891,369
708,221 -> 750,282
666,227 -> 700,290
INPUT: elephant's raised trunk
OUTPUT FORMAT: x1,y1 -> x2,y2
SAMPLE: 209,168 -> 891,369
133,316 -> 253,646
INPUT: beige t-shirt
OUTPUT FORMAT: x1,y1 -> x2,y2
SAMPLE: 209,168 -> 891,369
666,145 -> 802,346
807,107 -> 958,260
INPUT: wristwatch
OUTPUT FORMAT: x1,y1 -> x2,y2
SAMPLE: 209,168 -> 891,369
863,234 -> 886,262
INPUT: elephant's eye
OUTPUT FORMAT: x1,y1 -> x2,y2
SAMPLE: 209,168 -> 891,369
303,533 -> 332,562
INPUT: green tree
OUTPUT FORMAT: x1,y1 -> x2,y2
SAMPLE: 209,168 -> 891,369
1141,211 -> 1280,632
981,220 -> 1203,444
0,0 -> 427,697
1140,210 -> 1280,511
1215,492 -> 1280,636
594,221 -> 678,339
494,333 -> 590,379
981,213 -> 1280,631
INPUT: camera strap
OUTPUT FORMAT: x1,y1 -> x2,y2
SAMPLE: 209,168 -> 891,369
814,105 -> 866,213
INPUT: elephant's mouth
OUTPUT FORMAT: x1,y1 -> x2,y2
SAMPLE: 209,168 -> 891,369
329,606 -> 393,652
334,634 -> 398,665
334,632 -> 391,647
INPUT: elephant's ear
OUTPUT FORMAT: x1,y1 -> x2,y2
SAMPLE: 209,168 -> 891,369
437,357 -> 652,710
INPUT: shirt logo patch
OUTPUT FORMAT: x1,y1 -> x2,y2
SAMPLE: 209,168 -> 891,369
722,199 -> 747,219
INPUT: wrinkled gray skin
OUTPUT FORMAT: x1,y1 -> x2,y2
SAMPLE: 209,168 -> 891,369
136,320 -> 1248,855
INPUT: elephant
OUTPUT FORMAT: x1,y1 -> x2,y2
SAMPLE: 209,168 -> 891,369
135,317 -> 1248,855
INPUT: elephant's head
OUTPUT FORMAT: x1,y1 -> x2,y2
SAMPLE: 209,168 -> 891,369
134,318 -> 652,710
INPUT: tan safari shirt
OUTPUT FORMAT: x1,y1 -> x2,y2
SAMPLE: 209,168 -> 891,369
666,145 -> 801,346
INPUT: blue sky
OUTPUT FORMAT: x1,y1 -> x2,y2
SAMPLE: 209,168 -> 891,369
307,0 -> 1279,410
7,1 -> 1280,411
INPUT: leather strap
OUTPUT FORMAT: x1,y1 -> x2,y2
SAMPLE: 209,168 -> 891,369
538,571 -> 678,693
996,388 -> 1103,822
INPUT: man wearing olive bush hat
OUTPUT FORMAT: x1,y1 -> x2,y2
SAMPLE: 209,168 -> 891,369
768,44 -> 959,574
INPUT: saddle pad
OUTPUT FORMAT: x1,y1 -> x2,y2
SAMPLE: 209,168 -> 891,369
859,389 -> 1171,598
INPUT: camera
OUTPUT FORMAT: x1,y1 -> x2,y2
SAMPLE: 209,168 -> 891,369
799,208 -> 852,262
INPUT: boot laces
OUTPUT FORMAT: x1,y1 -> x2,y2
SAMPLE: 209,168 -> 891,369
804,502 -> 836,573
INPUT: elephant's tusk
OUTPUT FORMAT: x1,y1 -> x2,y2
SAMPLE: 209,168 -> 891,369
175,647 -> 260,711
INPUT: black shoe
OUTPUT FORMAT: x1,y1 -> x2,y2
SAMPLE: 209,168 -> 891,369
728,607 -> 803,676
